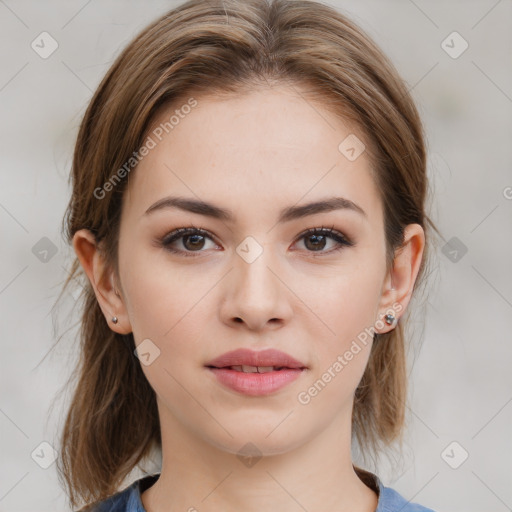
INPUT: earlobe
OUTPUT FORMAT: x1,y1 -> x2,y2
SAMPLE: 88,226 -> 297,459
72,229 -> 132,335
376,223 -> 425,334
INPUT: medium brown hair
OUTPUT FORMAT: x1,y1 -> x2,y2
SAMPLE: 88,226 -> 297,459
55,0 -> 439,509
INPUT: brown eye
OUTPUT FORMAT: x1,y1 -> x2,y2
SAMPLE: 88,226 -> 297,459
295,227 -> 354,255
304,233 -> 328,251
182,233 -> 206,251
161,227 -> 218,257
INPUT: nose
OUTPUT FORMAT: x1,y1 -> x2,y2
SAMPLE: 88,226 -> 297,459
219,243 -> 293,332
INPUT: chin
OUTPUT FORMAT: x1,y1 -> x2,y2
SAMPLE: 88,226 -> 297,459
202,423 -> 309,459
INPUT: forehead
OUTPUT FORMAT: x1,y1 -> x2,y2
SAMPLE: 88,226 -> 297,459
123,84 -> 382,226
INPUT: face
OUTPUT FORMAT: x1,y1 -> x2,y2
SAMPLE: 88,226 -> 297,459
111,84 -> 401,455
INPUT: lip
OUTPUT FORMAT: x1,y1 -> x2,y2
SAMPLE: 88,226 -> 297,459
205,348 -> 307,369
205,348 -> 308,397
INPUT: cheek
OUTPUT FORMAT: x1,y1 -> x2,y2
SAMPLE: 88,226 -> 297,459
118,242 -> 210,342
297,274 -> 380,412
299,261 -> 384,399
307,265 -> 383,341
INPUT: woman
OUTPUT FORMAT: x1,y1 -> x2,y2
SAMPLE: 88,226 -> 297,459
58,0 -> 440,510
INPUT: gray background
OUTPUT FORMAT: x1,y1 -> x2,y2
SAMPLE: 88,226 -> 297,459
0,1 -> 511,511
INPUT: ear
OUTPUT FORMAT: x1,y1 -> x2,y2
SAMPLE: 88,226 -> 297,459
376,223 -> 425,334
72,229 -> 132,335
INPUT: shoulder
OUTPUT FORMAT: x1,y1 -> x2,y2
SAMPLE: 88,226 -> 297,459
376,480 -> 437,512
354,466 -> 437,512
80,485 -> 134,512
80,474 -> 159,512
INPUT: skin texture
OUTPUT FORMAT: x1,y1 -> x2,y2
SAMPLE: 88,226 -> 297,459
73,84 -> 425,512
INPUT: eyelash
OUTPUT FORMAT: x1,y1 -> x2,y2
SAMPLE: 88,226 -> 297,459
159,224 -> 354,258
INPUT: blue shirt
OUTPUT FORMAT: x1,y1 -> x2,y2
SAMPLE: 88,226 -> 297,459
87,471 -> 437,512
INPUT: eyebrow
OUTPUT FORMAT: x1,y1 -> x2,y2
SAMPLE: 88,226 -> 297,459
144,195 -> 367,222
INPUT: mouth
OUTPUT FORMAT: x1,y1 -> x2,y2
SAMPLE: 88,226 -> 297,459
205,365 -> 301,373
205,348 -> 307,370
204,349 -> 307,396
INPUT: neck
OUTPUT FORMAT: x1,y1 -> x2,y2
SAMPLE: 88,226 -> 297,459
141,400 -> 379,512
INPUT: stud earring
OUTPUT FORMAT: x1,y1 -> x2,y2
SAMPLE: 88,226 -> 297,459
384,313 -> 396,326
111,316 -> 118,324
